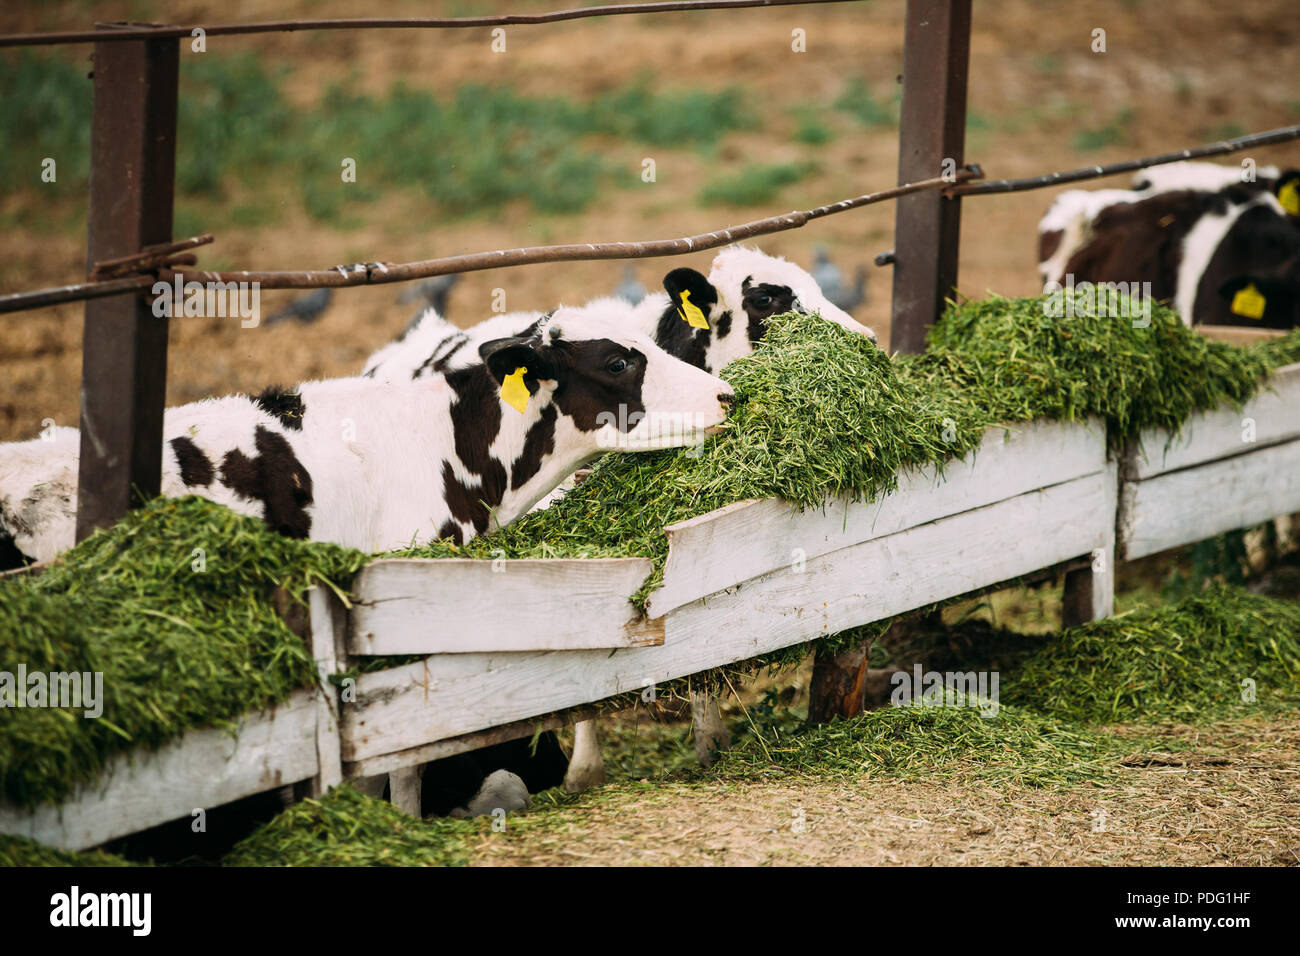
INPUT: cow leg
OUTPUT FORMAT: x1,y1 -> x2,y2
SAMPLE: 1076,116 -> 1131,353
564,719 -> 606,792
691,690 -> 731,766
389,766 -> 422,816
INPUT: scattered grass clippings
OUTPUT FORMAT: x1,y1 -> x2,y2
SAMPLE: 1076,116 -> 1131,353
709,703 -> 1122,788
222,784 -> 475,866
0,496 -> 366,809
0,833 -> 135,867
1005,584 -> 1300,724
399,295 -> 1300,609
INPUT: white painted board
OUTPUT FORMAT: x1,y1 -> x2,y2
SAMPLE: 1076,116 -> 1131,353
1127,362 -> 1300,480
341,469 -> 1114,761
647,419 -> 1107,617
0,690 -> 319,852
1119,437 -> 1300,559
349,557 -> 662,655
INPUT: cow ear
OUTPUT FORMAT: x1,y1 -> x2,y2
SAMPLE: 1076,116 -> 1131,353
1272,170 -> 1300,216
478,337 -> 557,388
662,268 -> 718,310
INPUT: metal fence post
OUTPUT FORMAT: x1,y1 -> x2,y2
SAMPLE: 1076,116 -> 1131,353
75,26 -> 178,541
888,0 -> 972,355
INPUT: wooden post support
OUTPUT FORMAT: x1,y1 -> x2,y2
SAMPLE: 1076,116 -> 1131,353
888,0 -> 972,355
1062,461 -> 1117,628
807,642 -> 872,724
75,27 -> 178,541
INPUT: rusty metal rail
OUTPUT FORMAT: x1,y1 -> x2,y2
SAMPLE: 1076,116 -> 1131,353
0,0 -> 859,47
0,169 -> 982,312
957,124 -> 1300,197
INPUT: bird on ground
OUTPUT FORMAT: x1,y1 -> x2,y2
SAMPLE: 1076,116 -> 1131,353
265,287 -> 333,326
613,265 -> 648,305
397,273 -> 461,316
811,246 -> 868,314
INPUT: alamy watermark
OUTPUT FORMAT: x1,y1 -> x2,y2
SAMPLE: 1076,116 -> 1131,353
1042,273 -> 1152,327
151,274 -> 261,327
890,664 -> 1000,718
0,664 -> 103,718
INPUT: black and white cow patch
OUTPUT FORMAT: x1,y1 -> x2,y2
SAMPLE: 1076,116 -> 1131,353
218,426 -> 314,539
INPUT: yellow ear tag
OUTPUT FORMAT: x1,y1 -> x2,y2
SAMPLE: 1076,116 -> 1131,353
499,367 -> 530,413
677,289 -> 710,330
1231,282 -> 1267,321
1278,179 -> 1300,216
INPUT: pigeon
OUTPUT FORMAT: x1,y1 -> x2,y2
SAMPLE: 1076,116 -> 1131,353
448,769 -> 531,819
397,273 -> 461,316
265,287 -> 333,326
811,246 -> 868,314
613,265 -> 648,305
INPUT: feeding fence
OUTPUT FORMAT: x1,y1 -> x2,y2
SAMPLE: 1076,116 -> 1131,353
1,0 -> 1299,850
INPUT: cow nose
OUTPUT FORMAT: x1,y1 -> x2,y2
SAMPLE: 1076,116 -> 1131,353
718,392 -> 742,410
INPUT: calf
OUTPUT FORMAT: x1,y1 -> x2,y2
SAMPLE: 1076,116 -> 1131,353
0,308 -> 732,566
1037,181 -> 1300,328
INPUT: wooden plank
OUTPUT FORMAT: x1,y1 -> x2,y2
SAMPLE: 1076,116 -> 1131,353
0,691 -> 319,851
1061,461 -> 1117,626
348,557 -> 662,655
1119,436 -> 1300,560
346,704 -> 610,780
1127,362 -> 1300,479
647,419 -> 1106,617
342,471 -> 1113,761
307,588 -> 344,798
1197,326 -> 1289,347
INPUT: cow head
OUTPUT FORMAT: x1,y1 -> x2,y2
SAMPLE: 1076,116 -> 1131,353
480,307 -> 733,453
1204,192 -> 1300,329
707,246 -> 878,344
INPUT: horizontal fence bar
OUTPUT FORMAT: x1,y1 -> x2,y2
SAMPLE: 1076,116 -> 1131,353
0,167 -> 981,313
0,0 -> 862,47
956,123 -> 1300,196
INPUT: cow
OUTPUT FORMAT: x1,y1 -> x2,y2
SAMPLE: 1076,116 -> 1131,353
1037,178 -> 1300,329
0,307 -> 734,565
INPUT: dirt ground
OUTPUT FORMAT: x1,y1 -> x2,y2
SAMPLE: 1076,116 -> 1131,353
2,0 -> 1299,440
472,717 -> 1300,866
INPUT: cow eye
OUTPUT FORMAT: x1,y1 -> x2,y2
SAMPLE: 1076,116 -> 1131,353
754,294 -> 773,309
606,357 -> 629,375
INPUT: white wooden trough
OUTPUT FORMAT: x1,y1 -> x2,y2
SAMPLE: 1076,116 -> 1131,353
5,356 -> 1297,850
1118,362 -> 1300,559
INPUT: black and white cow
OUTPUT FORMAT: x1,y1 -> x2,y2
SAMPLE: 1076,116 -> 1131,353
0,308 -> 733,568
1037,175 -> 1300,328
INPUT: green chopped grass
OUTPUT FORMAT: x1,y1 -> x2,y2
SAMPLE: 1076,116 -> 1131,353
711,703 -> 1122,788
1004,584 -> 1300,724
0,497 -> 366,809
0,833 -> 135,867
400,295 -> 1300,609
222,784 -> 476,866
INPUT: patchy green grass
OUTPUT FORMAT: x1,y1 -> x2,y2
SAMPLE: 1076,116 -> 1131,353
0,52 -> 756,226
1072,107 -> 1135,150
698,161 -> 817,206
833,76 -> 898,128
